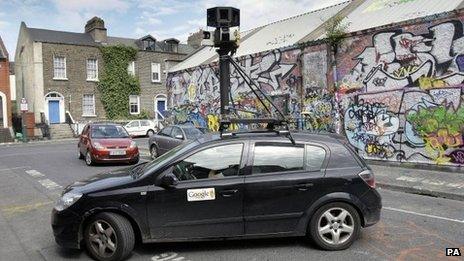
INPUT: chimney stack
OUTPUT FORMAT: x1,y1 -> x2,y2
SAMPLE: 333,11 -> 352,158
85,17 -> 107,43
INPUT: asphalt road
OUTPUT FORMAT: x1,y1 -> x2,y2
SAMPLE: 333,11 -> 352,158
0,139 -> 462,261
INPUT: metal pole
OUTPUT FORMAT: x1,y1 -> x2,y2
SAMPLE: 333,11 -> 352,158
218,51 -> 230,118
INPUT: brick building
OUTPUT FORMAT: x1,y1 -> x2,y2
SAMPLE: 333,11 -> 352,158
15,17 -> 195,128
0,36 -> 12,128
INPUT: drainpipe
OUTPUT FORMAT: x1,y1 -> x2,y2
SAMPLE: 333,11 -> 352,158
331,44 -> 342,134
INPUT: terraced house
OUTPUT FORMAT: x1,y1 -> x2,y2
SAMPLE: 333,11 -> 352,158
15,17 -> 195,137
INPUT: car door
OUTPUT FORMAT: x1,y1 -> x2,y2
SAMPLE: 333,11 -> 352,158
79,125 -> 90,155
169,126 -> 185,149
243,141 -> 328,235
140,120 -> 150,135
146,141 -> 248,240
156,126 -> 173,154
125,121 -> 140,136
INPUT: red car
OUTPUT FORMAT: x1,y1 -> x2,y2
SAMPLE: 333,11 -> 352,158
78,123 -> 139,166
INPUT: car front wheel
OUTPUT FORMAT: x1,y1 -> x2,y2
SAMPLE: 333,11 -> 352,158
84,212 -> 135,261
308,202 -> 360,251
85,151 -> 94,166
150,145 -> 158,160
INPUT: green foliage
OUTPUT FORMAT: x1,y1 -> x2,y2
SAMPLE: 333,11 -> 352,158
324,15 -> 350,50
407,106 -> 464,135
97,45 -> 140,119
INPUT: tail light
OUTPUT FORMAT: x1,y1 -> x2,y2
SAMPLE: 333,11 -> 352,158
358,170 -> 375,188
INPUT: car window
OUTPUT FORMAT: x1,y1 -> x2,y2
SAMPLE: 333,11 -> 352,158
91,125 -> 129,139
306,145 -> 326,172
171,127 -> 184,139
160,126 -> 173,136
128,121 -> 139,128
182,127 -> 203,139
252,143 -> 304,174
172,143 -> 243,181
141,120 -> 150,127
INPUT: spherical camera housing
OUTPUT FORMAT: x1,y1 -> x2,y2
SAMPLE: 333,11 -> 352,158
207,7 -> 240,28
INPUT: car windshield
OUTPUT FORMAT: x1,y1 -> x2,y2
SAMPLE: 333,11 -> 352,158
182,127 -> 203,139
138,140 -> 199,178
91,125 -> 129,139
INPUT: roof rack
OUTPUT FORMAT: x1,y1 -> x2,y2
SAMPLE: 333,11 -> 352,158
219,118 -> 295,144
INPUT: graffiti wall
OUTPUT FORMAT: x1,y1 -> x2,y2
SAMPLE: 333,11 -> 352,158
338,18 -> 464,166
167,48 -> 308,131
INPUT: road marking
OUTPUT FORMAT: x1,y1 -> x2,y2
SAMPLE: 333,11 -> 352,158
1,201 -> 53,216
0,166 -> 31,172
396,176 -> 464,188
384,207 -> 464,224
38,179 -> 62,190
152,252 -> 190,261
25,169 -> 45,178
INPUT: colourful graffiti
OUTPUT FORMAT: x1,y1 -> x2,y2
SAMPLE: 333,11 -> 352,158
339,19 -> 464,165
167,49 -> 302,131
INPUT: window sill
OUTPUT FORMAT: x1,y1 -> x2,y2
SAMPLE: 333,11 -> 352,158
129,112 -> 140,115
151,80 -> 161,83
82,114 -> 97,117
86,79 -> 99,82
53,77 -> 68,81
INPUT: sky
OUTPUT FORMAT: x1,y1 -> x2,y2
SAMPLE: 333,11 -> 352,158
0,0 -> 345,59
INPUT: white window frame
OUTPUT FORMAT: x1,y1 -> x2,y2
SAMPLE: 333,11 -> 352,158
86,59 -> 98,81
82,94 -> 96,117
127,61 -> 135,76
151,62 -> 161,83
53,56 -> 67,80
129,95 -> 140,115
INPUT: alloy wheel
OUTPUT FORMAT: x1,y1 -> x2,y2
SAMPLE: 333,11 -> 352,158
317,207 -> 355,245
88,220 -> 118,259
85,152 -> 93,166
150,146 -> 157,160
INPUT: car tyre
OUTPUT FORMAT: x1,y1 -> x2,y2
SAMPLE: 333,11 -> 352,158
308,202 -> 361,251
146,129 -> 155,137
78,148 -> 84,160
150,145 -> 158,160
129,156 -> 139,165
84,212 -> 135,261
85,151 -> 94,166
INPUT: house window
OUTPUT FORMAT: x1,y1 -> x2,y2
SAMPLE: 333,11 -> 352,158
129,95 -> 140,115
166,43 -> 178,53
127,61 -> 135,76
151,63 -> 161,82
53,56 -> 66,79
86,59 -> 98,81
143,39 -> 156,51
82,94 -> 96,116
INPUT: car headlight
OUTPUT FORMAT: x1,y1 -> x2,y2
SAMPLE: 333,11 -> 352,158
92,142 -> 104,150
130,141 -> 137,149
54,191 -> 82,211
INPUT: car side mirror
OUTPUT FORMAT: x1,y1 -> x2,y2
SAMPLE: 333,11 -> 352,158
175,134 -> 184,140
160,173 -> 178,188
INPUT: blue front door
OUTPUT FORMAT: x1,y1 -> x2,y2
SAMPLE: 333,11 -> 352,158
48,100 -> 60,124
156,100 -> 166,119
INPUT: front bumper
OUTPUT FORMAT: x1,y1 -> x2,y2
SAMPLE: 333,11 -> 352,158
92,148 -> 139,163
51,208 -> 82,249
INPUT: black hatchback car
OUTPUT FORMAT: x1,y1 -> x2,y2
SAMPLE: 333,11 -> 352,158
51,132 -> 381,261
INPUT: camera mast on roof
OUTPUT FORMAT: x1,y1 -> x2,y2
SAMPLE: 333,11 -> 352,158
202,7 -> 295,144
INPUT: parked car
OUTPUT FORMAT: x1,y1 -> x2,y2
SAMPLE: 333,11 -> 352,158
77,123 -> 139,166
148,124 -> 204,159
53,131 -> 381,261
124,120 -> 159,137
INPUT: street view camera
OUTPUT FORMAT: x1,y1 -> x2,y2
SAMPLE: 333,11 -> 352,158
202,7 -> 240,54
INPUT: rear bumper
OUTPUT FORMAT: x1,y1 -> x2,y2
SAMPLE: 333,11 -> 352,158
51,208 -> 82,249
359,188 -> 382,227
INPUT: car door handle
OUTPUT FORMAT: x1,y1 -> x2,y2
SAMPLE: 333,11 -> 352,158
220,189 -> 238,197
294,183 -> 313,191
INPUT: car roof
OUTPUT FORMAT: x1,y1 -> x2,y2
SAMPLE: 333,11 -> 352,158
194,131 -> 344,146
89,122 -> 122,127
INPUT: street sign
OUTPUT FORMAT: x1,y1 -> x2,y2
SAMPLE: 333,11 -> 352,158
20,97 -> 28,112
